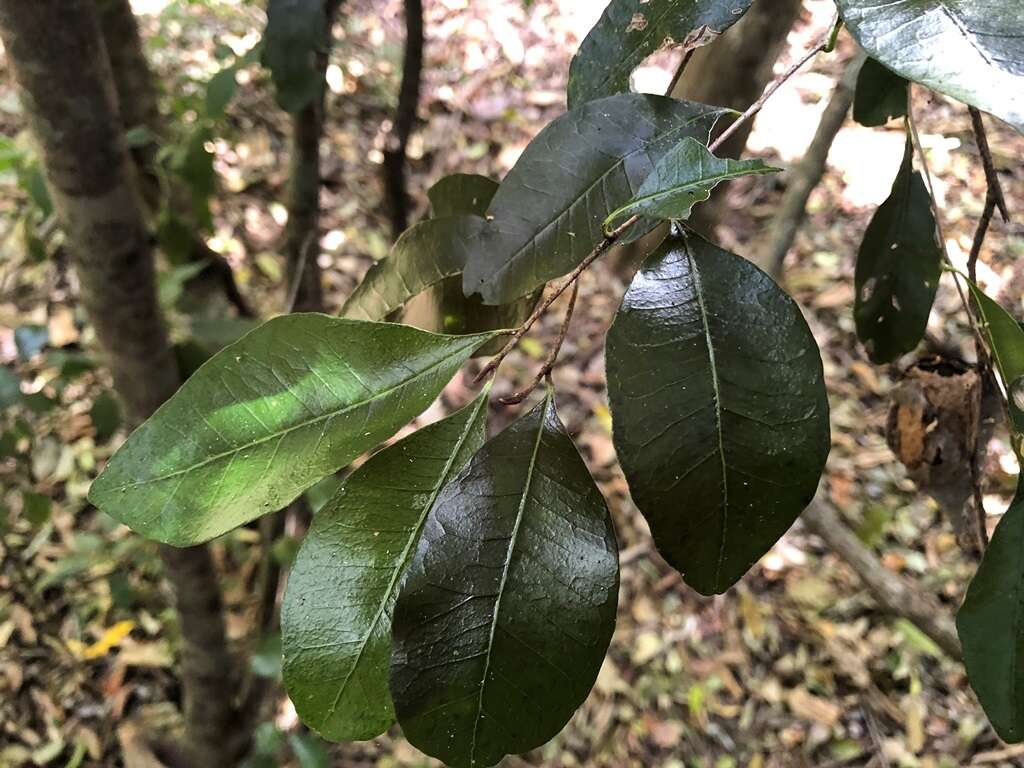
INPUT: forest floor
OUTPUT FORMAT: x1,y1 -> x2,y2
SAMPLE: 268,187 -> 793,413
1,0 -> 1024,766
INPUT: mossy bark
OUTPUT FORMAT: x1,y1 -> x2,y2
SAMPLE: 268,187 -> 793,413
0,3 -> 244,764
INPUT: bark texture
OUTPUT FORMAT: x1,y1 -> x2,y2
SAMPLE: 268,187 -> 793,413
96,0 -> 254,318
758,53 -> 864,277
283,0 -> 344,312
0,3 -> 244,764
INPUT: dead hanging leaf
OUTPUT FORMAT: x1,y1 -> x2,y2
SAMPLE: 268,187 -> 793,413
886,355 -> 983,553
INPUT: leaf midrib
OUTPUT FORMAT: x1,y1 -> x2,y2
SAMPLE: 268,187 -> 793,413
320,393 -> 489,728
102,336 -> 484,493
469,398 -> 548,766
609,164 -> 769,224
485,109 -> 718,289
686,244 -> 730,592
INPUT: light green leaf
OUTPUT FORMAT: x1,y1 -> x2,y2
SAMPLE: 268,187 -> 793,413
462,93 -> 726,304
88,315 -> 496,546
283,391 -> 489,741
603,137 -> 778,231
836,0 -> 1024,132
567,0 -> 754,108
390,391 -> 619,768
966,280 -> 1024,450
340,216 -> 488,322
605,233 -> 830,595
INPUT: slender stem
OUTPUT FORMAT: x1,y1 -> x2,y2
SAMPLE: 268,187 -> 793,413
908,90 -> 997,553
478,21 -> 835,387
475,214 -> 639,383
906,92 -> 984,346
968,106 -> 1010,222
969,191 -> 996,284
709,18 -> 836,154
498,280 -> 579,405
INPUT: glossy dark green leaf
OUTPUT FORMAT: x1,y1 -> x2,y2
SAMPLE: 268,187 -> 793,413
853,56 -> 908,127
262,0 -> 329,113
341,216 -> 488,322
958,485 -> 1024,742
567,0 -> 754,108
604,137 -> 778,230
605,233 -> 830,595
837,0 -> 1024,132
88,315 -> 496,546
854,138 -> 942,363
966,281 -> 1024,449
463,94 -> 726,304
283,391 -> 489,741
390,392 -> 619,768
428,174 -> 499,218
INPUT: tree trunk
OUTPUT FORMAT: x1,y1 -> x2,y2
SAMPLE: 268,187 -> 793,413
0,3 -> 244,765
96,0 -> 254,318
673,0 -> 805,234
283,0 -> 343,313
382,0 -> 424,239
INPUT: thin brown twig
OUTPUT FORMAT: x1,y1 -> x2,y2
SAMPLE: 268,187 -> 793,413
499,280 -> 579,405
968,191 -> 997,284
968,106 -> 1010,222
908,90 -> 998,552
475,25 -> 834,386
709,16 -> 837,154
475,214 -> 639,383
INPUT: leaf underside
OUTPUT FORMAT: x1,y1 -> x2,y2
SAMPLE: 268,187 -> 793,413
566,0 -> 755,109
390,392 -> 619,768
854,138 -> 942,364
88,315 -> 495,545
462,93 -> 727,305
958,486 -> 1024,742
836,0 -> 1024,132
282,391 -> 490,741
605,233 -> 830,595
